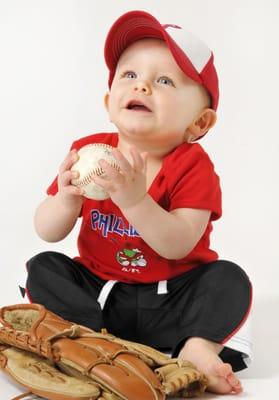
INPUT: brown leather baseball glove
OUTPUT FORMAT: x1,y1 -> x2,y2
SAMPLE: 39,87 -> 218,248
0,304 -> 208,399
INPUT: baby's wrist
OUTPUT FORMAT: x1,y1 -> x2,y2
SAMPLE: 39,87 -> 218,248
55,191 -> 83,212
120,193 -> 150,214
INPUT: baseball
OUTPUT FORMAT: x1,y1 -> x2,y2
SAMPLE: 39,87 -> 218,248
70,143 -> 120,200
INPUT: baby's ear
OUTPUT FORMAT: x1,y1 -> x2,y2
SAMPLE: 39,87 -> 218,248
104,92 -> 110,111
187,108 -> 217,141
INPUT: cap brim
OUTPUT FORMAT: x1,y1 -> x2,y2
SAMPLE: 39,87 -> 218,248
104,10 -> 200,88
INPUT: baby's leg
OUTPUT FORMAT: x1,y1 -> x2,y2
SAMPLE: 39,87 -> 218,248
179,337 -> 242,394
171,260 -> 252,394
25,251 -> 105,330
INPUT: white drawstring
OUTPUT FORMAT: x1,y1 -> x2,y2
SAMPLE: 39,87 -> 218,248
157,280 -> 168,294
97,280 -> 118,310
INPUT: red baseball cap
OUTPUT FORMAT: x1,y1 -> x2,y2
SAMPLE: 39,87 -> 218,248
104,10 -> 219,111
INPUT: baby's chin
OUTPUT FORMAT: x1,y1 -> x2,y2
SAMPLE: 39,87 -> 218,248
116,122 -> 156,139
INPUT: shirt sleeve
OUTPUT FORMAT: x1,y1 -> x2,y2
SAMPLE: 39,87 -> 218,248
47,176 -> 59,196
167,144 -> 222,221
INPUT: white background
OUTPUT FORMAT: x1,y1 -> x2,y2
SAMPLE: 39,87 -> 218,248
0,0 -> 278,397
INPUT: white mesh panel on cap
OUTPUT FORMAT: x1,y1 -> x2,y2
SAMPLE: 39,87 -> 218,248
166,26 -> 211,73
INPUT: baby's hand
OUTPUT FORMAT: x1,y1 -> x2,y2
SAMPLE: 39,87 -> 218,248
92,147 -> 148,210
57,150 -> 84,207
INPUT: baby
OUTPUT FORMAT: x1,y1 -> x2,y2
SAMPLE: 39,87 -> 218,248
25,11 -> 252,394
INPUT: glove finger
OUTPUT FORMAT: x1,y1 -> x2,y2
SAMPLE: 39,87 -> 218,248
155,363 -> 208,398
56,338 -> 164,400
0,345 -> 100,400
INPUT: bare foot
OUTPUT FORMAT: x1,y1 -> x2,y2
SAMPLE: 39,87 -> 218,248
203,360 -> 243,394
178,337 -> 242,394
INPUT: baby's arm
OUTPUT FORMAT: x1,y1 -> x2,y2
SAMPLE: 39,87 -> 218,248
93,147 -> 210,259
123,199 -> 210,259
34,150 -> 84,242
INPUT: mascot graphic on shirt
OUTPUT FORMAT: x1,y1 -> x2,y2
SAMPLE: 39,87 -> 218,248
116,248 -> 147,268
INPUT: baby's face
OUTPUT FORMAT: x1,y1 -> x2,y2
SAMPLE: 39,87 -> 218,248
106,38 -> 209,150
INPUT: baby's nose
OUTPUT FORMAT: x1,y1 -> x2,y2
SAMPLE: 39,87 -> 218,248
133,81 -> 152,95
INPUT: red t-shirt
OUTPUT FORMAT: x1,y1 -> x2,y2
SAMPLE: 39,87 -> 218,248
47,132 -> 222,283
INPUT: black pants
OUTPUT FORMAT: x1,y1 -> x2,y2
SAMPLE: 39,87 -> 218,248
25,251 -> 252,372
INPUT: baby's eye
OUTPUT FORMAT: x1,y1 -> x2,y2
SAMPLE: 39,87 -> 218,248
157,76 -> 174,86
122,71 -> 137,79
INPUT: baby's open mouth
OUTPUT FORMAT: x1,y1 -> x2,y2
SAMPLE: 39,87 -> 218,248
126,100 -> 151,112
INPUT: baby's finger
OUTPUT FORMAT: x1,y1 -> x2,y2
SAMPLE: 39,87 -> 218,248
92,175 -> 114,193
130,146 -> 146,171
60,170 -> 79,187
63,185 -> 84,196
59,150 -> 79,174
98,159 -> 122,180
112,148 -> 132,175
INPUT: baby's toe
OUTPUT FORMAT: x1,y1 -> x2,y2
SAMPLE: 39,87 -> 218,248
213,362 -> 233,378
226,371 -> 243,393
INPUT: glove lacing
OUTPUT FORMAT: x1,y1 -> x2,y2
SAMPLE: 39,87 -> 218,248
11,392 -> 33,400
